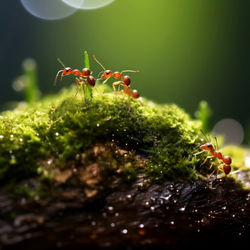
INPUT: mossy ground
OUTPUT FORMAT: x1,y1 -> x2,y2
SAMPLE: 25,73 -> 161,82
0,85 -> 248,195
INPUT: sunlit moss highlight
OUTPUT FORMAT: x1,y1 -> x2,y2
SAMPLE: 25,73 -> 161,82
0,85 -> 247,189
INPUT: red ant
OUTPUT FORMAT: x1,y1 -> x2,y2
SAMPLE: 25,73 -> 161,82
53,58 -> 96,96
92,55 -> 140,99
196,129 -> 232,176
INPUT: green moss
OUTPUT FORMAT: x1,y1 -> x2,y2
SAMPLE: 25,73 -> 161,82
1,85 -> 244,190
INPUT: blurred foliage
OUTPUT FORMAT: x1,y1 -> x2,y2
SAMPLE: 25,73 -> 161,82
195,100 -> 212,133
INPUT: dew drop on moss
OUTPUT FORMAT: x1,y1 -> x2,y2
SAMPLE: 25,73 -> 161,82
0,135 -> 4,140
121,229 -> 128,235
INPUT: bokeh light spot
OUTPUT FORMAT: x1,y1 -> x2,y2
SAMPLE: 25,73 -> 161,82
212,119 -> 244,145
21,0 -> 81,20
62,0 -> 114,10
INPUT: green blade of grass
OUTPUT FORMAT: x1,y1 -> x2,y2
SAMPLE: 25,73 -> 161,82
22,59 -> 40,103
83,51 -> 92,101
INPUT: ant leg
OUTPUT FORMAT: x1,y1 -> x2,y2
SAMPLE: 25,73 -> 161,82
74,78 -> 81,99
193,150 -> 206,156
207,162 -> 220,178
112,81 -> 122,94
201,155 -> 213,166
102,76 -> 111,93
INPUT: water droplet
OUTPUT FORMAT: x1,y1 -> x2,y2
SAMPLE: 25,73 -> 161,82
115,212 -> 119,217
0,135 -> 4,139
175,189 -> 180,195
126,194 -> 133,201
150,206 -> 155,212
96,123 -> 100,127
110,222 -> 115,228
169,184 -> 174,191
139,224 -> 144,229
107,206 -> 114,214
222,206 -> 227,210
121,229 -> 128,234
55,132 -> 59,136
145,201 -> 150,208
19,138 -> 23,142
170,221 -> 175,225
179,207 -> 186,212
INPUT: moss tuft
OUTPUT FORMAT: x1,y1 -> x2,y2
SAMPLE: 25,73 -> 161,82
1,85 -> 242,190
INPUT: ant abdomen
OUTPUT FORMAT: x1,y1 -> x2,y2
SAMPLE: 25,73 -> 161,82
87,76 -> 96,86
223,164 -> 231,175
131,89 -> 140,99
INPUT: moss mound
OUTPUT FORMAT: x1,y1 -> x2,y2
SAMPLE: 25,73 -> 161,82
0,85 -> 229,187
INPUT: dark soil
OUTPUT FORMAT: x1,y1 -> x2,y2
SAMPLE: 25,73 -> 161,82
0,172 -> 249,250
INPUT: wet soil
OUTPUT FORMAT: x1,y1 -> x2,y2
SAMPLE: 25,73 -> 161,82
0,173 -> 249,250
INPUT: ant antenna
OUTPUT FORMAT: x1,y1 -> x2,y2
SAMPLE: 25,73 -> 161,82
97,70 -> 104,80
214,136 -> 219,151
93,55 -> 106,71
120,70 -> 140,74
57,58 -> 66,68
53,70 -> 63,86
200,129 -> 210,142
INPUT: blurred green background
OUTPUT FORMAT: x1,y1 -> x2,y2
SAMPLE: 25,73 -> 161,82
1,0 -> 250,137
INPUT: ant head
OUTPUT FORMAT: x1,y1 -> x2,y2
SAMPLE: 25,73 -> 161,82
223,156 -> 232,165
200,143 -> 214,151
101,70 -> 112,79
81,68 -> 91,77
122,75 -> 131,86
131,89 -> 140,99
87,76 -> 96,86
62,67 -> 72,77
